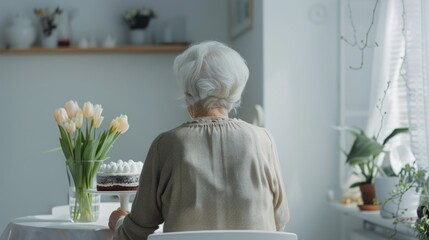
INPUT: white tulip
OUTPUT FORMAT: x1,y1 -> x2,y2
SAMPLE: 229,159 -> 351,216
54,108 -> 68,125
65,100 -> 79,118
82,102 -> 94,118
93,116 -> 104,129
64,121 -> 76,134
91,104 -> 103,129
109,118 -> 120,132
108,115 -> 129,134
93,104 -> 103,118
116,114 -> 129,134
74,110 -> 83,129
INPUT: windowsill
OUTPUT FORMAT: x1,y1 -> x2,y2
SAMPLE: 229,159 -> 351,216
329,201 -> 415,237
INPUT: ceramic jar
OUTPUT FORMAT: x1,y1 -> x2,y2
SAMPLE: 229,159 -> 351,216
6,13 -> 36,49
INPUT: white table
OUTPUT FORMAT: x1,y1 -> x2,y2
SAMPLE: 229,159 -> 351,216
0,203 -> 117,240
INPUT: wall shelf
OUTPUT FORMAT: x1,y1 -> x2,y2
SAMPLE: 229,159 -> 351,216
0,44 -> 189,55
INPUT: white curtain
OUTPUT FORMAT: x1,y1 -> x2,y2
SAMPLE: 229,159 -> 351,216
366,0 -> 412,172
366,0 -> 410,167
405,0 -> 429,170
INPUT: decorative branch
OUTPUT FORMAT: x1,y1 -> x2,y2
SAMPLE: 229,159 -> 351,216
375,80 -> 391,141
340,0 -> 380,70
399,0 -> 408,89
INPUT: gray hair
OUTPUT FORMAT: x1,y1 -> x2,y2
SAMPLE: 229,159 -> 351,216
173,41 -> 249,112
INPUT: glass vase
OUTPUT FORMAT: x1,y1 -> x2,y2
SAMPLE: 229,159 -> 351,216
66,160 -> 104,222
57,10 -> 71,47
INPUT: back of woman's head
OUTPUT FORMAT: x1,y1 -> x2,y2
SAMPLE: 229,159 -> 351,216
173,41 -> 249,112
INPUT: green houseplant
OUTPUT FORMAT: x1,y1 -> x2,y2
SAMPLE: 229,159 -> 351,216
382,163 -> 429,240
339,126 -> 408,207
416,193 -> 429,240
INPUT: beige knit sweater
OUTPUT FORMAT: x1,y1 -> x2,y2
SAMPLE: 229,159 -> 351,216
113,118 -> 289,240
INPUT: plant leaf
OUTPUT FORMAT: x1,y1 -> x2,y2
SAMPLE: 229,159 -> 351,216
350,181 -> 368,188
347,157 -> 367,166
44,146 -> 62,153
83,140 -> 93,160
334,125 -> 363,137
74,130 -> 83,161
383,128 -> 409,145
346,133 -> 383,164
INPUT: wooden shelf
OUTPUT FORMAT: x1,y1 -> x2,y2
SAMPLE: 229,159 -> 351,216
0,44 -> 189,55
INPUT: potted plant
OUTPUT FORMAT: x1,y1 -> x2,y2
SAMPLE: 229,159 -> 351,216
123,7 -> 157,45
339,126 -> 408,210
34,7 -> 62,48
383,163 -> 428,239
416,193 -> 429,239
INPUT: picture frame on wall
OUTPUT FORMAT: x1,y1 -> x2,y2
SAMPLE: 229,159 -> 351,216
229,0 -> 253,38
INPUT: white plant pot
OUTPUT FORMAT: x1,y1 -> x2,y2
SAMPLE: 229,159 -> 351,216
129,29 -> 145,45
375,177 -> 420,219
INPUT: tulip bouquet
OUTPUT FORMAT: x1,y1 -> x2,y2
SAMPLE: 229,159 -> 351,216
54,100 -> 129,222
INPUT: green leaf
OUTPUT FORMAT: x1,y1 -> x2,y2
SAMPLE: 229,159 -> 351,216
334,126 -> 363,137
350,181 -> 368,188
58,126 -> 73,160
96,132 -> 119,160
74,130 -> 83,161
381,165 -> 396,177
59,137 -> 71,160
96,131 -> 108,156
82,140 -> 93,160
347,157 -> 367,166
346,133 -> 383,164
44,147 -> 62,153
382,128 -> 409,145
60,125 -> 75,160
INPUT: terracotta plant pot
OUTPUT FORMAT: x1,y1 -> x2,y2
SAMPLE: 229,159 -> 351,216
359,183 -> 377,205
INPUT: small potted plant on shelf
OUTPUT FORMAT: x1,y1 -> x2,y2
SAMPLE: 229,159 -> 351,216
123,7 -> 157,45
338,126 -> 408,210
34,7 -> 62,48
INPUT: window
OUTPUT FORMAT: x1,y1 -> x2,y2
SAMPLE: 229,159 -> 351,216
339,0 -> 411,192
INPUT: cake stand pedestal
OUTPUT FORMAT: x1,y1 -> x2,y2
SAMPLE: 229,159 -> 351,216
86,190 -> 137,211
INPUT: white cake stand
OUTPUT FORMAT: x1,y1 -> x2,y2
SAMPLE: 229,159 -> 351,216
86,189 -> 137,211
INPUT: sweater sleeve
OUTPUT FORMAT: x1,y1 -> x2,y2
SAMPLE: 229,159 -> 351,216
113,135 -> 164,240
264,130 -> 290,231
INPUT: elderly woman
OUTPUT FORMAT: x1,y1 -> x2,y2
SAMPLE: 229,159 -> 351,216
109,41 -> 289,240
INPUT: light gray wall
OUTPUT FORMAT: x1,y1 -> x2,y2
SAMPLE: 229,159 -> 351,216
0,0 -> 228,232
263,0 -> 340,239
232,0 -> 264,123
232,1 -> 342,239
